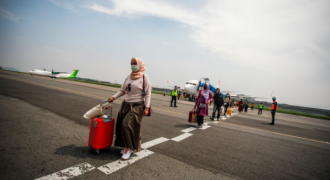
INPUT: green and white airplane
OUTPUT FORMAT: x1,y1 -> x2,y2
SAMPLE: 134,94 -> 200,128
29,69 -> 79,79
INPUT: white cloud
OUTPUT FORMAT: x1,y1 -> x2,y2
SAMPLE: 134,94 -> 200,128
88,0 -> 330,77
48,0 -> 76,12
0,7 -> 19,22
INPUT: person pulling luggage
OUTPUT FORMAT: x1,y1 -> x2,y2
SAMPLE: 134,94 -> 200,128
223,93 -> 230,115
107,57 -> 152,160
194,83 -> 213,128
270,97 -> 278,125
210,88 -> 223,121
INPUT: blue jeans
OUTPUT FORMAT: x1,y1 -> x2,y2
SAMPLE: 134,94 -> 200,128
212,104 -> 221,119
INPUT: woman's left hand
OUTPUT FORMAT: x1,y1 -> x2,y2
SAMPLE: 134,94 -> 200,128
143,108 -> 149,116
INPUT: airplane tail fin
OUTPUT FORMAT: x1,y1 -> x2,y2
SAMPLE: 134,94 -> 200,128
68,69 -> 79,78
216,80 -> 220,88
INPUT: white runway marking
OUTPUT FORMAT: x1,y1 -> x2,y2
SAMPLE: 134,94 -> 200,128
171,133 -> 193,142
141,137 -> 169,149
98,150 -> 154,175
181,127 -> 197,133
199,125 -> 211,130
35,162 -> 95,180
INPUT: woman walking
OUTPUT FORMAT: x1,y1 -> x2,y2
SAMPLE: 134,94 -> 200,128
238,99 -> 244,113
107,57 -> 151,160
223,93 -> 231,115
194,83 -> 213,128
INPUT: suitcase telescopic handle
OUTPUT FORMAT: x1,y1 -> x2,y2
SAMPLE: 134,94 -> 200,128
103,100 -> 113,122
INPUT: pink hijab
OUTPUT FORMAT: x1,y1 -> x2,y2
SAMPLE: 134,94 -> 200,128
201,83 -> 211,104
130,57 -> 145,80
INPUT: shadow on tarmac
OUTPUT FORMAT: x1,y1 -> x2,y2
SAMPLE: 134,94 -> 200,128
174,124 -> 194,128
54,144 -> 123,161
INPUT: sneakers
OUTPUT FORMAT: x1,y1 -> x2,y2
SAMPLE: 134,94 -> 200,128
196,124 -> 201,128
210,117 -> 214,120
121,148 -> 132,160
120,149 -> 125,154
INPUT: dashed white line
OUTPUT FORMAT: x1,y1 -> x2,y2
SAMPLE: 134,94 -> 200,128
35,162 -> 95,180
181,127 -> 197,133
171,133 -> 193,142
35,111 -> 221,179
98,150 -> 154,175
199,125 -> 211,130
141,137 -> 169,149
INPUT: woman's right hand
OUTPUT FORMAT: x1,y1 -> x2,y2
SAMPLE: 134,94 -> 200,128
107,97 -> 115,102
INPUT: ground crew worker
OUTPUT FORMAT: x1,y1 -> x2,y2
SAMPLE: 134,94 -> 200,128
171,86 -> 178,107
270,97 -> 278,125
258,102 -> 263,115
251,103 -> 254,110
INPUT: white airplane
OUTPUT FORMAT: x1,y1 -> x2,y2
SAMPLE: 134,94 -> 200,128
183,78 -> 268,99
29,69 -> 79,79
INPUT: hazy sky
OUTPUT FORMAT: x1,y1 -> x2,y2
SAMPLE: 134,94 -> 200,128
0,0 -> 330,109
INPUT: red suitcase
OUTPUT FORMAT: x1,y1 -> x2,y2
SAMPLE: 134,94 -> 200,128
88,102 -> 115,153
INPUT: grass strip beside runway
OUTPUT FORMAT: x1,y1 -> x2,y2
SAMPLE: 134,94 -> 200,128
256,107 -> 330,120
1,69 -> 329,120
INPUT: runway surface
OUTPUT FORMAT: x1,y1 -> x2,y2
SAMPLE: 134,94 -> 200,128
0,70 -> 329,180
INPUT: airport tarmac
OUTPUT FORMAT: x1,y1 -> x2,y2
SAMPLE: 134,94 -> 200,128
0,70 -> 330,180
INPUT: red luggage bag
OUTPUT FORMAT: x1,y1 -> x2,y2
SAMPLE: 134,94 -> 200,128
88,102 -> 115,153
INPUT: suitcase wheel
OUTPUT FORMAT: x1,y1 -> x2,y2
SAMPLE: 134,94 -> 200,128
90,147 -> 100,154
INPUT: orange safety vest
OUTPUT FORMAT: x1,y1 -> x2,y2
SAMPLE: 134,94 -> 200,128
251,104 -> 254,107
271,101 -> 278,110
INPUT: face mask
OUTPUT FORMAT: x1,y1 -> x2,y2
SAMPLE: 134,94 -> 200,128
131,65 -> 139,72
204,86 -> 207,90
